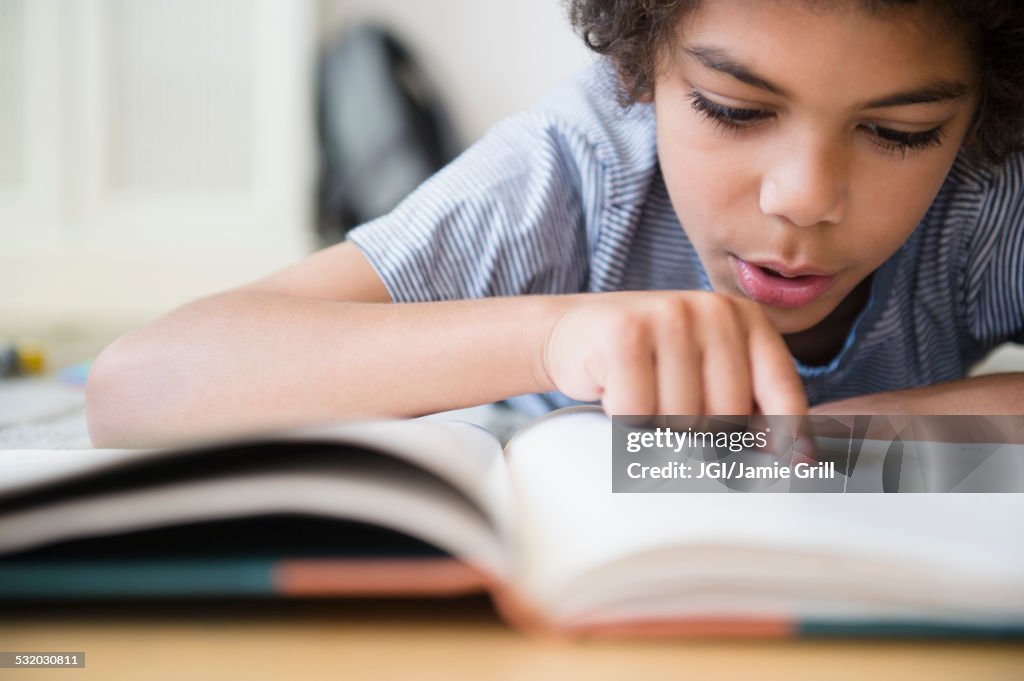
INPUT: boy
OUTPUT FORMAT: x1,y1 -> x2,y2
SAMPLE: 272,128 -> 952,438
87,0 -> 1024,447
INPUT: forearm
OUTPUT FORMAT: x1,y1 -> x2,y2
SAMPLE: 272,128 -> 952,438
810,372 -> 1024,415
86,290 -> 569,447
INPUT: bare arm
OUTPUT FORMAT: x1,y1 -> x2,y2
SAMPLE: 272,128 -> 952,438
809,372 -> 1024,415
86,242 -> 569,447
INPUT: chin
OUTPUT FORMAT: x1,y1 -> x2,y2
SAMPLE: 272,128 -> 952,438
764,307 -> 831,336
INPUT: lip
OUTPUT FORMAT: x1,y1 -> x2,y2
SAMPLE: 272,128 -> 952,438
744,259 -> 835,278
731,255 -> 837,308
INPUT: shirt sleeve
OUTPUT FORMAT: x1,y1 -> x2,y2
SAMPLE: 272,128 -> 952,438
346,111 -> 600,302
962,154 -> 1024,349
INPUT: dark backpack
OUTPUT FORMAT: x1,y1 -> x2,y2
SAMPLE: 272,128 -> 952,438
316,24 -> 458,245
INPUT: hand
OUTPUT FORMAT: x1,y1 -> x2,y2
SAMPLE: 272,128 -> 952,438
542,290 -> 808,416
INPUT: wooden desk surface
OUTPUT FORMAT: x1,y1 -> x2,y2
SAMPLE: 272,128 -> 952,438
2,597 -> 1022,681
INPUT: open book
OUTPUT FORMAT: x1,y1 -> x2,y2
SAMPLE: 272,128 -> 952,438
1,406 -> 1023,638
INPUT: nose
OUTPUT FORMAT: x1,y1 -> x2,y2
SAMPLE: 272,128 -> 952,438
759,133 -> 847,227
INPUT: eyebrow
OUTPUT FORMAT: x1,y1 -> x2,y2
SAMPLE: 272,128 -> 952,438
683,45 -> 971,109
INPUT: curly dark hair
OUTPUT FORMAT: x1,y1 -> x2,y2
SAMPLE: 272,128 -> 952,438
566,0 -> 1024,167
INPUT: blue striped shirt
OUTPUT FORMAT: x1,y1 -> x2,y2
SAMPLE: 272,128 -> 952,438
348,60 -> 1024,416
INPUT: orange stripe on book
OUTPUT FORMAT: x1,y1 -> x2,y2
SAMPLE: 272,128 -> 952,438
273,558 -> 488,596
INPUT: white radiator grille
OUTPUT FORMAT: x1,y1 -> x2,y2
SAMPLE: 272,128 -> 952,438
106,0 -> 254,192
0,0 -> 25,186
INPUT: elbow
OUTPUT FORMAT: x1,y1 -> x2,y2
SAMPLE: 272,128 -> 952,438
86,331 -> 150,448
86,292 -> 251,448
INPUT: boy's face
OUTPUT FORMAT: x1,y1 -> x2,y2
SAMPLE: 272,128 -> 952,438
653,0 -> 978,334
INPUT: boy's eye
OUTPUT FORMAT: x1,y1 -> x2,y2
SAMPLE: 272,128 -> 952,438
686,90 -> 769,128
685,89 -> 947,158
862,122 -> 948,158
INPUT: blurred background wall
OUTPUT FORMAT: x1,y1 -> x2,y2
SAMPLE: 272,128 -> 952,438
0,0 -> 592,348
318,0 -> 593,148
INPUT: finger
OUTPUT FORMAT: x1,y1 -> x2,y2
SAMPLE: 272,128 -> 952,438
652,303 -> 703,415
601,323 -> 657,417
747,412 -> 772,452
697,302 -> 753,415
791,417 -> 821,464
742,308 -> 809,416
748,414 -> 819,462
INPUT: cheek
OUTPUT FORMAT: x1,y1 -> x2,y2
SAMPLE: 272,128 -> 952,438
656,116 -> 755,245
845,160 -> 956,268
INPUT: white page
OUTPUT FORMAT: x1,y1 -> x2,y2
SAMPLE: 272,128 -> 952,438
291,419 -> 512,533
0,463 -> 507,578
0,448 -> 164,493
505,409 -> 1024,623
0,417 -> 512,533
0,417 -> 515,576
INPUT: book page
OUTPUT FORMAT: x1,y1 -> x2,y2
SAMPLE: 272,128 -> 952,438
0,448 -> 162,494
288,418 -> 513,533
0,417 -> 515,576
0,465 -> 507,578
0,417 -> 512,530
504,408 -> 1024,627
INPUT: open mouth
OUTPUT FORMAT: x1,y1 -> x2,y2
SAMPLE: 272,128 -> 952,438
756,265 -> 813,280
731,256 -> 837,308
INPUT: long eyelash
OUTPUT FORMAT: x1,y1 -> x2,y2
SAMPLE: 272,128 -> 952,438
685,88 -> 948,157
686,89 -> 770,133
866,124 -> 948,159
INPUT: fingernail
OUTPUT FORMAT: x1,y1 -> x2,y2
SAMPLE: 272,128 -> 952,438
792,435 -> 819,465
